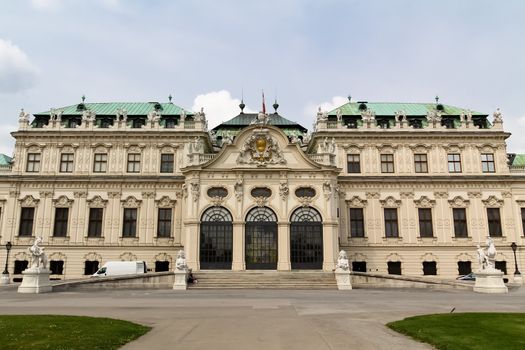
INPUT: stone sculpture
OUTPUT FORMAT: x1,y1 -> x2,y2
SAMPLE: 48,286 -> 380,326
29,237 -> 48,270
175,250 -> 188,271
473,238 -> 507,293
335,250 -> 350,271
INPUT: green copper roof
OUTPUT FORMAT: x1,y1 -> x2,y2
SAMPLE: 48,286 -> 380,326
512,154 -> 525,167
212,113 -> 307,131
0,154 -> 12,166
328,102 -> 486,116
35,102 -> 193,116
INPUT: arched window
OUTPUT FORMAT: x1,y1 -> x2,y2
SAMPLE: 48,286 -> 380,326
201,206 -> 233,222
291,207 -> 322,222
246,207 -> 277,222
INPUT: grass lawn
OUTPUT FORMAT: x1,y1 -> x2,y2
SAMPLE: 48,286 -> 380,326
0,315 -> 151,350
387,313 -> 525,350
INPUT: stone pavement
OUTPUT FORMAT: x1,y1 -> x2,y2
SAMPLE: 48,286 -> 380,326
1,286 -> 524,350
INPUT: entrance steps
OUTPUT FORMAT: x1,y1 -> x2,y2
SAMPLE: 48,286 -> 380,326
189,270 -> 338,290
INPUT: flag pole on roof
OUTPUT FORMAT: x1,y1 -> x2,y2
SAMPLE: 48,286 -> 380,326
262,90 -> 266,114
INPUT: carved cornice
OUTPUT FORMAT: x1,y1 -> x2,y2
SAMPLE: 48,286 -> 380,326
413,196 -> 436,208
380,196 -> 402,208
53,195 -> 73,208
121,196 -> 142,208
346,196 -> 368,208
482,195 -> 504,208
448,196 -> 470,208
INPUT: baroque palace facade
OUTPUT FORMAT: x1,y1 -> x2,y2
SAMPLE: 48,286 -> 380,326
0,98 -> 524,280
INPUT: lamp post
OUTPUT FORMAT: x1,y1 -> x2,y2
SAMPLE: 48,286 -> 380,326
1,242 -> 12,285
511,242 -> 521,276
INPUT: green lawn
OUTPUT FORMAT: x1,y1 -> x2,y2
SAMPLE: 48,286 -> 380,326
0,315 -> 151,350
387,313 -> 525,350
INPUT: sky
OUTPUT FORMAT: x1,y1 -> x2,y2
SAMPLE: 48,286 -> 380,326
1,0 -> 525,155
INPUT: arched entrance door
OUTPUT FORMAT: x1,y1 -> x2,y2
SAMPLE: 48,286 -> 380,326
245,207 -> 278,270
200,207 -> 233,269
290,207 -> 323,269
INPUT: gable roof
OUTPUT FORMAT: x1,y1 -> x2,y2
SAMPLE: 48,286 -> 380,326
328,102 -> 486,117
34,102 -> 193,116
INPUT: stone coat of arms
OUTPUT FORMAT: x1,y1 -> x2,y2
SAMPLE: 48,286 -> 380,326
237,129 -> 286,166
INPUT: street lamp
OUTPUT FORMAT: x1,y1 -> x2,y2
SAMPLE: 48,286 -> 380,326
1,242 -> 12,285
510,242 -> 521,276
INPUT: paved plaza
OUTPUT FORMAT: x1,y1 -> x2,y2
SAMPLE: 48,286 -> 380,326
1,286 -> 524,349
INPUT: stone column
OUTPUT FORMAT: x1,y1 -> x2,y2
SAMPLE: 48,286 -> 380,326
232,222 -> 245,271
322,222 -> 338,271
184,221 -> 199,271
277,222 -> 291,270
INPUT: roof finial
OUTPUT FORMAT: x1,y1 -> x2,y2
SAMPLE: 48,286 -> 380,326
435,95 -> 439,104
81,95 -> 86,103
239,98 -> 245,113
273,99 -> 279,113
348,95 -> 352,102
168,94 -> 173,103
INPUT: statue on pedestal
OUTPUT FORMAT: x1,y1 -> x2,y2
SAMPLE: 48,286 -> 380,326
29,237 -> 48,270
335,250 -> 350,271
175,250 -> 187,271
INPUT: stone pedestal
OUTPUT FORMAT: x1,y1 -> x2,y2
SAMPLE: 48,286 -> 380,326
1,273 -> 10,285
173,270 -> 188,290
17,268 -> 52,293
513,274 -> 523,285
473,269 -> 508,294
335,270 -> 352,290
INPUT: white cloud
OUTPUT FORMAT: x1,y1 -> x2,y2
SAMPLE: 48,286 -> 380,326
31,0 -> 62,10
0,124 -> 16,156
0,39 -> 38,93
192,90 -> 255,129
303,96 -> 349,118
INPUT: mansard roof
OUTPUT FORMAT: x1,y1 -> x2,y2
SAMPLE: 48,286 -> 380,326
0,154 -> 12,166
212,112 -> 307,137
327,102 -> 486,117
34,102 -> 193,116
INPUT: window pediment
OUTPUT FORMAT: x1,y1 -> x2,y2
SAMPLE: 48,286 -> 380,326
346,196 -> 368,208
53,195 -> 73,208
414,196 -> 436,208
448,196 -> 470,208
380,196 -> 401,208
121,196 -> 142,208
482,195 -> 504,208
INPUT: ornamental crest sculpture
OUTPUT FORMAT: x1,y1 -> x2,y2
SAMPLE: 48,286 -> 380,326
237,129 -> 286,166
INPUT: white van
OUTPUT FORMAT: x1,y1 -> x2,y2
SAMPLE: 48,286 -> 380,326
91,261 -> 147,277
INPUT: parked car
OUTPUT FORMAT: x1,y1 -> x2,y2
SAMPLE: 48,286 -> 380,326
91,261 -> 147,277
456,272 -> 476,281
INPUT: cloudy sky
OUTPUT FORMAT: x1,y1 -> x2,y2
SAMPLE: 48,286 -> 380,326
1,0 -> 524,155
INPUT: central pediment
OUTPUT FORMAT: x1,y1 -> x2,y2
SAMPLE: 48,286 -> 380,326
187,125 -> 335,172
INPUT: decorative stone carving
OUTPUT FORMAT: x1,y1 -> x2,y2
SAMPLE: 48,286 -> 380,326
83,252 -> 102,262
501,191 -> 512,199
279,182 -> 289,201
39,191 -> 53,198
297,196 -> 313,207
413,196 -> 436,208
190,183 -> 200,202
365,192 -> 380,199
420,252 -> 438,262
119,252 -> 138,261
467,192 -> 482,199
426,110 -> 442,126
316,107 -> 327,121
386,252 -> 402,262
87,195 -> 108,208
19,195 -> 39,207
175,250 -> 188,271
237,129 -> 286,166
253,196 -> 268,207
400,192 -> 414,199
155,196 -> 176,208
448,196 -> 470,208
482,196 -> 504,208
474,238 -> 508,293
121,196 -> 142,208
335,250 -> 350,271
141,191 -> 156,199
346,196 -> 367,208
380,196 -> 402,208
433,191 -> 449,199
53,195 -> 73,208
493,108 -> 503,123
234,175 -> 243,201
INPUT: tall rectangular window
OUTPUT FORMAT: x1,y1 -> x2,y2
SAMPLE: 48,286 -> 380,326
157,208 -> 172,238
19,207 -> 35,236
346,154 -> 361,173
122,208 -> 137,237
481,153 -> 495,173
453,208 -> 468,237
160,154 -> 174,173
418,208 -> 433,237
414,154 -> 428,173
384,208 -> 399,237
448,153 -> 462,173
53,208 -> 69,237
88,208 -> 103,237
59,153 -> 74,173
522,208 -> 525,236
93,153 -> 108,173
487,208 -> 502,237
26,153 -> 41,172
127,154 -> 141,173
349,208 -> 365,237
380,154 -> 394,173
